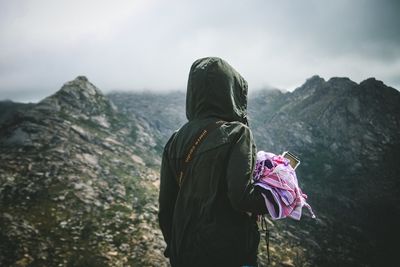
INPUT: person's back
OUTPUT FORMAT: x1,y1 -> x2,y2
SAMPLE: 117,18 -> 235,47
158,57 -> 266,267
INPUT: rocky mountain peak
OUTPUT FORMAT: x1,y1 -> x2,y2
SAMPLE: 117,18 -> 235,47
360,77 -> 383,86
359,77 -> 391,92
58,75 -> 102,98
291,75 -> 326,99
75,75 -> 89,82
326,76 -> 357,89
358,77 -> 400,115
305,75 -> 325,84
0,77 -> 165,266
0,77 -> 120,150
37,76 -> 115,116
296,75 -> 324,91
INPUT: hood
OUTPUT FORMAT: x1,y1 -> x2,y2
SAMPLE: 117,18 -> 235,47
186,57 -> 249,124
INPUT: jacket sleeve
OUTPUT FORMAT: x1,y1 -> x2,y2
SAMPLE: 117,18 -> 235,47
158,137 -> 179,258
226,125 -> 267,215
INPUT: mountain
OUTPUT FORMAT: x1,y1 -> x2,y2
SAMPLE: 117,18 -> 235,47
0,77 -> 167,266
248,76 -> 400,266
0,100 -> 35,126
1,75 -> 399,267
106,76 -> 400,266
108,91 -> 186,157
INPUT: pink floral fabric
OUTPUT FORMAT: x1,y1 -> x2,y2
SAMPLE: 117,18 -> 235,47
253,151 -> 316,220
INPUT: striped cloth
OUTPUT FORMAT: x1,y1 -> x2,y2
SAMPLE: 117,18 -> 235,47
253,151 -> 316,220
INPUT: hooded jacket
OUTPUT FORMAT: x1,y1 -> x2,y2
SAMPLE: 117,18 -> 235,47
158,57 -> 266,267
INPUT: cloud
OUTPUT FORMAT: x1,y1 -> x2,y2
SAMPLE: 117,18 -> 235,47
0,0 -> 399,102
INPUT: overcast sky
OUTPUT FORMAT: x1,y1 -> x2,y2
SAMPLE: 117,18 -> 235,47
0,0 -> 399,102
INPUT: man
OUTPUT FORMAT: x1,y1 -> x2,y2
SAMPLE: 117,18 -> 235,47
158,57 -> 267,267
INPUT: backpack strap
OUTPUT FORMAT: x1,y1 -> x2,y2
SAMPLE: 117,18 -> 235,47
177,120 -> 225,188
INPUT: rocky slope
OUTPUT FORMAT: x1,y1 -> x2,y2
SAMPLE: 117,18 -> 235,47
0,77 -> 167,267
107,76 -> 400,267
108,91 -> 186,158
249,76 -> 400,266
1,75 -> 399,267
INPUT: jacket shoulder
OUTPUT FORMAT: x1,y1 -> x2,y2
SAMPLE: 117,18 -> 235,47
220,121 -> 253,143
164,120 -> 254,158
163,129 -> 179,155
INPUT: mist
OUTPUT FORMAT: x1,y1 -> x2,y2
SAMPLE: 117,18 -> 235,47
0,0 -> 399,102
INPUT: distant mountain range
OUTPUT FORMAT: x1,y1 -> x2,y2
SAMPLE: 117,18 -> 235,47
1,75 -> 399,266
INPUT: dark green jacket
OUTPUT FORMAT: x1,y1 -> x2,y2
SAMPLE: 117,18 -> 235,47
158,57 -> 266,267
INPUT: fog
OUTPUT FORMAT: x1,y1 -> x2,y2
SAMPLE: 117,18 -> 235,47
0,0 -> 399,102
